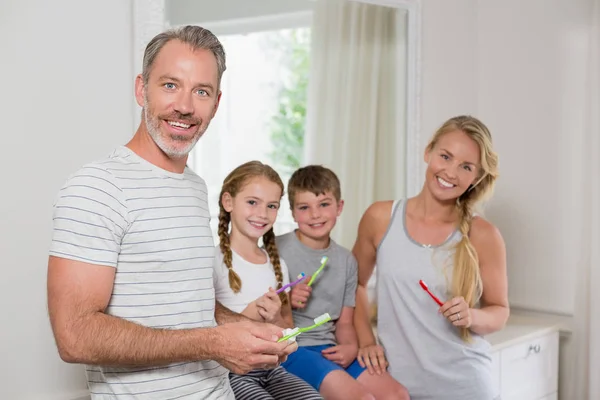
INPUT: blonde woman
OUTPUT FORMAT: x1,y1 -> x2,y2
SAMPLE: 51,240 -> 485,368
352,116 -> 508,400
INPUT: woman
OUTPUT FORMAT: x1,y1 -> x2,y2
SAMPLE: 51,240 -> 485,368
352,115 -> 509,399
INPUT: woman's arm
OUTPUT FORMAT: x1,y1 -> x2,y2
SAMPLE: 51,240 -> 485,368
468,217 -> 510,335
352,201 -> 393,374
353,219 -> 378,347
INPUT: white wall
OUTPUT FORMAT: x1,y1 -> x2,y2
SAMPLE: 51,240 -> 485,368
419,0 -> 590,316
0,1 -> 134,399
419,0 -> 479,144
166,0 -> 313,25
476,0 -> 589,315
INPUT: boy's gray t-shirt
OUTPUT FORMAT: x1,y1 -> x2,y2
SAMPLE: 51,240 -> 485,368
276,231 -> 358,346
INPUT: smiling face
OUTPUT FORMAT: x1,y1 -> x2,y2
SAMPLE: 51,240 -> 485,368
135,39 -> 221,158
424,129 -> 482,202
222,176 -> 282,241
291,190 -> 343,243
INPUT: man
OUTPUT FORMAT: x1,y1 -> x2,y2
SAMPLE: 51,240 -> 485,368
47,25 -> 296,400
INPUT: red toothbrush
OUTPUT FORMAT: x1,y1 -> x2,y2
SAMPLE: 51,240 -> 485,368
419,280 -> 444,307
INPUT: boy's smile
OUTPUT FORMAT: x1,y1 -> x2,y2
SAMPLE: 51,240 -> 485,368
291,191 -> 344,246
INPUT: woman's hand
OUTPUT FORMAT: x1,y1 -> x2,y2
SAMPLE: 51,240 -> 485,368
356,343 -> 388,375
440,296 -> 472,328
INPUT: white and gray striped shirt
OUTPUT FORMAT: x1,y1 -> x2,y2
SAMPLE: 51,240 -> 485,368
49,146 -> 233,400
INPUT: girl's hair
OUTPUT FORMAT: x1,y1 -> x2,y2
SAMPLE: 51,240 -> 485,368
426,115 -> 499,341
217,161 -> 287,305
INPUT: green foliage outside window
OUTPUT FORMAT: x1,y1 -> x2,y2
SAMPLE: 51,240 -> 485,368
262,28 -> 311,175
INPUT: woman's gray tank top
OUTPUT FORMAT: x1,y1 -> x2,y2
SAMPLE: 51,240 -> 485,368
375,200 -> 499,399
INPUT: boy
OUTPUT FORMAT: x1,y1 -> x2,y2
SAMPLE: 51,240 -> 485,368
277,165 -> 409,400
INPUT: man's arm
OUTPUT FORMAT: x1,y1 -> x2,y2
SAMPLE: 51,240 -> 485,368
215,301 -> 250,325
48,256 -> 295,373
48,256 -> 221,366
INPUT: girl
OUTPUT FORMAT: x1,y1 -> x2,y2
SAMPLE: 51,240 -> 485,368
213,160 -> 323,400
352,115 -> 508,399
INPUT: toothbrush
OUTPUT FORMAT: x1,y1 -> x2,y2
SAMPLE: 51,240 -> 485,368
276,273 -> 306,294
278,313 -> 332,342
307,256 -> 329,286
419,279 -> 444,307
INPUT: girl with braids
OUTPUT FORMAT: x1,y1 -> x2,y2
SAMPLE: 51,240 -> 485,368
212,160 -> 323,400
352,115 -> 508,400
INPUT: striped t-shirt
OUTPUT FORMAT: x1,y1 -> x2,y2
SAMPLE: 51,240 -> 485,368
49,146 -> 233,400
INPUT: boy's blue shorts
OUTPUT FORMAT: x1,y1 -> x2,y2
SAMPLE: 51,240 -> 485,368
281,344 -> 367,391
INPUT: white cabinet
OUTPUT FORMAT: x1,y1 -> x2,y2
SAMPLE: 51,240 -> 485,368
371,311 -> 566,399
486,315 -> 562,400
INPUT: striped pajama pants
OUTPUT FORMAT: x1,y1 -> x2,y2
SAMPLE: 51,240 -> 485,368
229,366 -> 323,400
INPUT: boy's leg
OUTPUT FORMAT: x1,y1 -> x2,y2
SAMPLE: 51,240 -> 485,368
283,345 -> 375,400
319,370 -> 375,400
348,361 -> 410,400
229,371 -> 275,400
263,366 -> 324,400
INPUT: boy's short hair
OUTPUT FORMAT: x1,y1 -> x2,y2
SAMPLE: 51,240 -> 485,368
287,165 -> 342,209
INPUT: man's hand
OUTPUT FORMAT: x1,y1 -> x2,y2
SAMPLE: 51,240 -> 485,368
321,344 -> 358,368
213,320 -> 298,374
290,276 -> 312,309
255,288 -> 282,323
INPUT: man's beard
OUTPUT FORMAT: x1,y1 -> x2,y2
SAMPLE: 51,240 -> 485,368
143,92 -> 208,158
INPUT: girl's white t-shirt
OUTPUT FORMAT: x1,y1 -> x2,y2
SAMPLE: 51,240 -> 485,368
212,246 -> 291,313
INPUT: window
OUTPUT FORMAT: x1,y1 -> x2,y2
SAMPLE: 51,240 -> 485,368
188,21 -> 311,242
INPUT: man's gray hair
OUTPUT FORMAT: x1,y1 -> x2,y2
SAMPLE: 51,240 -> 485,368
141,25 -> 226,86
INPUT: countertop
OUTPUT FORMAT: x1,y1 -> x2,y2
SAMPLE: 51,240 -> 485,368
485,309 -> 572,351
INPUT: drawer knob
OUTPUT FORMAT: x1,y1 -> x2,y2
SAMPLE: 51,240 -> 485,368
528,344 -> 542,354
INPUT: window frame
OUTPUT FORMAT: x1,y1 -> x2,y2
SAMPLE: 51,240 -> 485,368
196,10 -> 313,37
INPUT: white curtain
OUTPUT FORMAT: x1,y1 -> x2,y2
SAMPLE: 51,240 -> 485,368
303,0 -> 407,249
572,0 -> 600,398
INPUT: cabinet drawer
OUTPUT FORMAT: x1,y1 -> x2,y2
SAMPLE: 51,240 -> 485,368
500,331 -> 559,400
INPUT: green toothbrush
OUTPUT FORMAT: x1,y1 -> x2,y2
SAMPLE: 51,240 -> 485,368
278,313 -> 332,342
307,256 -> 328,286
